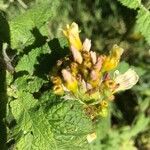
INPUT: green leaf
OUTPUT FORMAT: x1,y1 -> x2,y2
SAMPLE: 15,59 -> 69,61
116,61 -> 130,73
45,100 -> 94,150
10,92 -> 37,132
136,7 -> 150,45
110,61 -> 129,77
117,0 -> 141,9
14,75 -> 46,93
119,114 -> 150,141
16,45 -> 49,75
139,97 -> 150,112
10,1 -> 60,49
10,92 -> 94,150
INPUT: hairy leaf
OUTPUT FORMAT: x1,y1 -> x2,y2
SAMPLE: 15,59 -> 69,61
118,0 -> 141,9
136,7 -> 150,45
10,92 -> 94,150
16,45 -> 49,75
10,92 -> 37,132
14,75 -> 46,93
10,1 -> 60,49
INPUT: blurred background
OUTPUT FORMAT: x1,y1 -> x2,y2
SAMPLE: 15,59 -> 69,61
0,0 -> 150,149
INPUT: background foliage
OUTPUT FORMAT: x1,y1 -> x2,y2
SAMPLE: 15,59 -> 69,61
0,0 -> 150,150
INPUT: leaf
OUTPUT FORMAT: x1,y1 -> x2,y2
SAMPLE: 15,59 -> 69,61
9,1 -> 60,49
10,92 -> 94,150
120,114 -> 150,140
10,92 -> 37,132
136,7 -> 150,45
116,61 -> 130,73
110,61 -> 129,77
139,97 -> 150,112
45,99 -> 94,150
117,0 -> 141,9
15,38 -> 68,75
14,75 -> 46,93
15,45 -> 49,75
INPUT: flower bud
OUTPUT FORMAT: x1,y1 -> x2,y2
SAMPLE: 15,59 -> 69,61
102,45 -> 124,72
82,38 -> 91,52
61,69 -> 78,93
62,22 -> 82,50
71,46 -> 83,64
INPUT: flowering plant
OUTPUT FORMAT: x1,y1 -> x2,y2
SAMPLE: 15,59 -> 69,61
51,22 -> 139,118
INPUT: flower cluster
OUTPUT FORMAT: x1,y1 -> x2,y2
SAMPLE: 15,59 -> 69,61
51,22 -> 139,118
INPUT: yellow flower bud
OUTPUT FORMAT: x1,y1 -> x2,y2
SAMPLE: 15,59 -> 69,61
82,51 -> 91,61
100,100 -> 108,108
104,79 -> 117,90
102,44 -> 124,72
51,76 -> 62,85
62,22 -> 82,51
83,61 -> 92,69
70,62 -> 78,76
53,85 -> 64,95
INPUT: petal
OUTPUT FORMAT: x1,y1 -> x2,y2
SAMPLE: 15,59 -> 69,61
61,69 -> 78,93
62,22 -> 82,50
94,56 -> 104,71
90,70 -> 99,81
111,44 -> 124,58
81,79 -> 87,92
71,46 -> 83,64
114,69 -> 139,92
90,51 -> 97,64
102,45 -> 124,71
61,69 -> 73,83
82,38 -> 91,52
86,83 -> 93,90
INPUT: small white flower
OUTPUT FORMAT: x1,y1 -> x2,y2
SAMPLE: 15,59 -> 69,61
114,69 -> 139,92
82,38 -> 91,52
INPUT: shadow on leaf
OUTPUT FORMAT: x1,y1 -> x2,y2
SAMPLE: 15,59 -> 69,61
34,38 -> 70,79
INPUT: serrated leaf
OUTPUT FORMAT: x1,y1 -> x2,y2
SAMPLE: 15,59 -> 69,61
58,37 -> 69,48
136,7 -> 150,44
10,92 -> 94,150
118,0 -> 141,9
16,46 -> 49,75
14,75 -> 46,93
10,92 -> 37,132
10,1 -> 60,49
